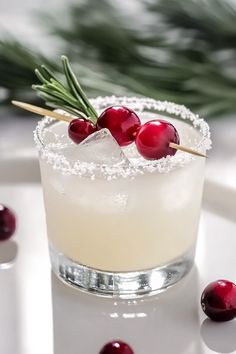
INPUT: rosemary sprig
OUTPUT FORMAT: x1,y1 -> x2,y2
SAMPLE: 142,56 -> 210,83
32,56 -> 98,124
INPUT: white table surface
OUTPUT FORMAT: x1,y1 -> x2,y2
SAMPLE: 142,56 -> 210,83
0,110 -> 236,354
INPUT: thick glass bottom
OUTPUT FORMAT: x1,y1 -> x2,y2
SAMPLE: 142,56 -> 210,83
49,243 -> 194,298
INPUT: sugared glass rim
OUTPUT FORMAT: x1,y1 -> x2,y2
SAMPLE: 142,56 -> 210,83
34,96 -> 211,180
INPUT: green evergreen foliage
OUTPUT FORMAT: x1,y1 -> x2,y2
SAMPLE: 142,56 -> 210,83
1,0 -> 236,117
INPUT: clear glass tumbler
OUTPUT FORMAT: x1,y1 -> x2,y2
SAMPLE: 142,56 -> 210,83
34,97 -> 211,298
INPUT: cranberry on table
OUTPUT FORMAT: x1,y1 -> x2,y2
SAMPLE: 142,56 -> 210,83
0,204 -> 16,241
97,106 -> 141,147
99,340 -> 134,354
135,119 -> 180,160
201,280 -> 236,322
68,118 -> 97,144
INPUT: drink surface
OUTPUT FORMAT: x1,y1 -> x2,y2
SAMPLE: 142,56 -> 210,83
39,112 -> 206,272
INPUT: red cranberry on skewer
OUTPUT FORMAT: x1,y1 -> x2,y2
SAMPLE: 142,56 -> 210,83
97,106 -> 141,147
135,119 -> 180,160
68,118 -> 97,144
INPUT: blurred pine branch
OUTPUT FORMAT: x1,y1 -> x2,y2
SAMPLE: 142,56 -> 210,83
0,39 -> 133,108
1,0 -> 236,117
0,40 -> 58,105
150,0 -> 236,49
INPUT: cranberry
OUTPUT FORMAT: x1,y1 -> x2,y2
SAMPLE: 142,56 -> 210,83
99,340 -> 134,354
0,204 -> 16,240
96,106 -> 141,147
68,118 -> 97,144
135,119 -> 180,160
201,280 -> 236,322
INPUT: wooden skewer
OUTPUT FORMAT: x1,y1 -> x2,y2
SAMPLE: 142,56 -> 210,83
169,142 -> 207,158
12,100 -> 206,158
11,101 -> 73,123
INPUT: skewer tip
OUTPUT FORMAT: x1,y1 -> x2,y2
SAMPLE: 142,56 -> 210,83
169,142 -> 207,158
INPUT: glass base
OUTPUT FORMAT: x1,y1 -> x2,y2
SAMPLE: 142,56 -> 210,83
49,244 -> 194,298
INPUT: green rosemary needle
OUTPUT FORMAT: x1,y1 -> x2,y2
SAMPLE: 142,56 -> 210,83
33,55 -> 98,124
